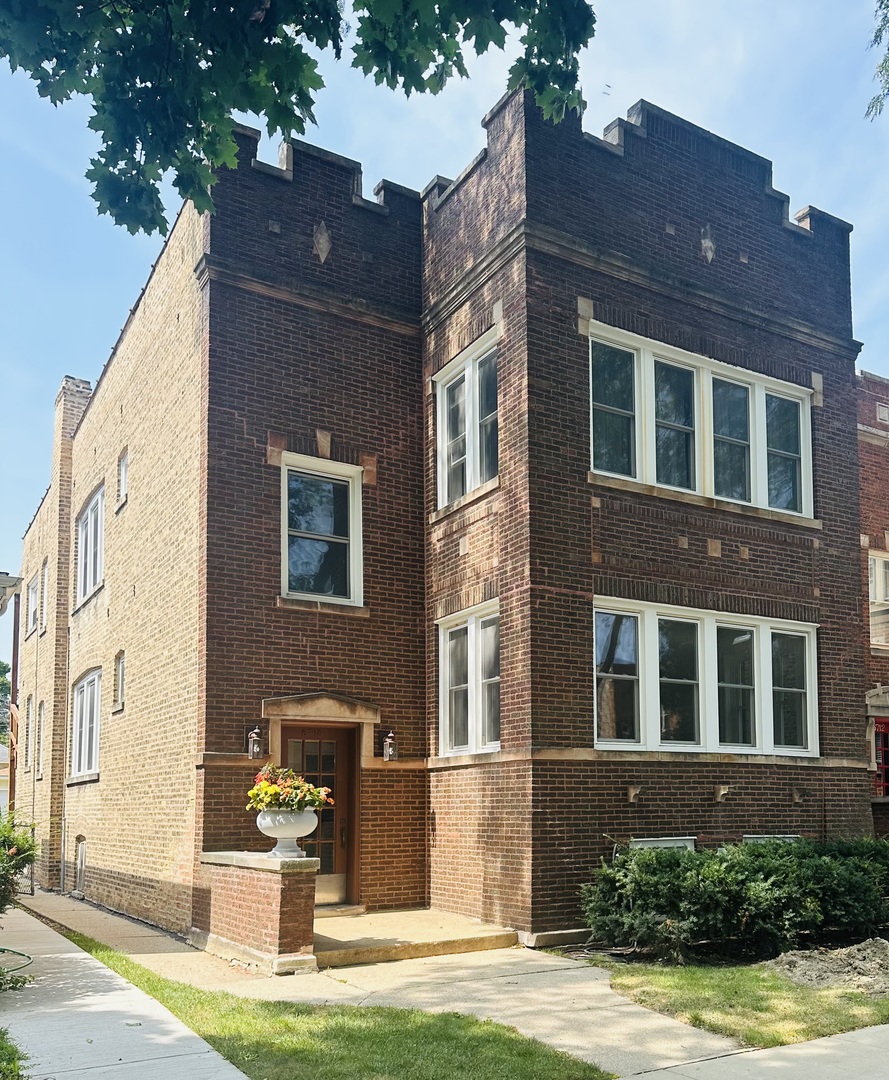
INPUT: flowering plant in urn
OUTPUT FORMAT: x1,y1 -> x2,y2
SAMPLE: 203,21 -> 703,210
246,764 -> 334,812
247,764 -> 334,858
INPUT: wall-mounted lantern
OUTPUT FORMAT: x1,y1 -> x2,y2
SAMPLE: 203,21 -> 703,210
383,730 -> 398,761
247,726 -> 264,760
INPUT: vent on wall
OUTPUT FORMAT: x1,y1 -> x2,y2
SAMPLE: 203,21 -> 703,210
878,403 -> 889,425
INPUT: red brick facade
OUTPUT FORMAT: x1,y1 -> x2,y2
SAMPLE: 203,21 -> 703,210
15,91 -> 875,941
858,370 -> 889,832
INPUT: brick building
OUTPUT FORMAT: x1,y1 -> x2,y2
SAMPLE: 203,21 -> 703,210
858,370 -> 889,834
14,92 -> 874,943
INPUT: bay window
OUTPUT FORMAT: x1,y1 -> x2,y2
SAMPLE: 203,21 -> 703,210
588,324 -> 813,517
594,598 -> 818,755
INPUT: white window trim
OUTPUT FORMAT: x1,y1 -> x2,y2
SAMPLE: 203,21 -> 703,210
437,599 -> 501,756
594,596 -> 819,757
36,700 -> 44,775
114,651 -> 126,707
26,574 -> 39,634
76,487 -> 105,605
588,321 -> 814,518
117,450 -> 129,507
869,550 -> 889,648
280,452 -> 364,607
434,326 -> 499,509
71,669 -> 101,777
40,560 -> 49,631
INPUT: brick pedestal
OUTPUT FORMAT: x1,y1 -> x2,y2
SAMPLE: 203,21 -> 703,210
190,851 -> 319,975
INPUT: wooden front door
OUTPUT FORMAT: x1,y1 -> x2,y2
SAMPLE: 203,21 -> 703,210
281,724 -> 354,904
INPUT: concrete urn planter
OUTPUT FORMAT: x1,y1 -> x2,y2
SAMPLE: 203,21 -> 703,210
256,808 -> 319,858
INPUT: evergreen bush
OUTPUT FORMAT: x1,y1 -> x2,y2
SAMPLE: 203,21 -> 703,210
580,838 -> 889,961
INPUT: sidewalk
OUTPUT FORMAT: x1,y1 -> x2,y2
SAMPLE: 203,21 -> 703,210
0,906 -> 246,1079
6,891 -> 889,1078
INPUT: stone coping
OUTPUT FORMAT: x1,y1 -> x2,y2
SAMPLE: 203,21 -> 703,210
199,850 -> 321,874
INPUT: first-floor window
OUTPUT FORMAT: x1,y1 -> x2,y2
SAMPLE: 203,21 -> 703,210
440,603 -> 500,754
594,599 -> 817,756
281,453 -> 363,606
869,553 -> 889,646
595,611 -> 639,741
72,670 -> 101,776
36,701 -> 45,774
24,696 -> 33,768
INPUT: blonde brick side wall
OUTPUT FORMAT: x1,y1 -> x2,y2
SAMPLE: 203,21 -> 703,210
58,205 -> 207,931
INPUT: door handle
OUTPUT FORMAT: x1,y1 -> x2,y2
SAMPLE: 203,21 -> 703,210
340,826 -> 346,849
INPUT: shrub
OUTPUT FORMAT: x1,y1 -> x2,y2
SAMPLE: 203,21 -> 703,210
0,816 -> 37,917
0,817 -> 37,993
580,838 -> 889,961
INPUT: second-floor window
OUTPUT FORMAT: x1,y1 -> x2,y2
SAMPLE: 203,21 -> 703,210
26,574 -> 39,634
435,334 -> 499,507
281,453 -> 363,606
76,487 -> 105,604
76,486 -> 105,604
72,669 -> 101,776
589,325 -> 813,517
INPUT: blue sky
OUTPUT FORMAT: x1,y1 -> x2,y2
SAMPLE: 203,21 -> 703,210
1,0 -> 887,662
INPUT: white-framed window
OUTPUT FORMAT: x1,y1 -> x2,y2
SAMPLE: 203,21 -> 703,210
869,553 -> 889,647
26,574 -> 39,634
76,487 -> 105,604
117,450 -> 129,506
114,651 -> 126,706
594,598 -> 818,756
438,601 -> 500,755
281,453 -> 363,606
36,701 -> 44,775
589,323 -> 814,517
40,560 -> 49,631
434,330 -> 499,507
24,695 -> 33,768
71,670 -> 101,776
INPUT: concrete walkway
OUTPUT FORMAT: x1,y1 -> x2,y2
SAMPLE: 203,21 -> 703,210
6,891 -> 889,1078
0,907 -> 246,1079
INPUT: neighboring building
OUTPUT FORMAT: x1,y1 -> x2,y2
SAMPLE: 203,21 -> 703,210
858,370 -> 889,833
15,92 -> 873,942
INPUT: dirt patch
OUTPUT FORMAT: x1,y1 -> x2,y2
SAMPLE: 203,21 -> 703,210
769,938 -> 889,995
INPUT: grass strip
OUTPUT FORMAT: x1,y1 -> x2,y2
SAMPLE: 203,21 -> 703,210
67,932 -> 613,1080
598,955 -> 889,1048
0,1026 -> 28,1079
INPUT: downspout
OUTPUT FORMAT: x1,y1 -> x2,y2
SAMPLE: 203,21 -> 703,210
9,589 -> 21,815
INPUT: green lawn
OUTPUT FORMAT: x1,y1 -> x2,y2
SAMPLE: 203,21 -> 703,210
597,955 -> 889,1048
68,933 -> 612,1080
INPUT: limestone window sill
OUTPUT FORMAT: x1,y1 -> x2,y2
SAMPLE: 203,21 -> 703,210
66,771 -> 100,787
